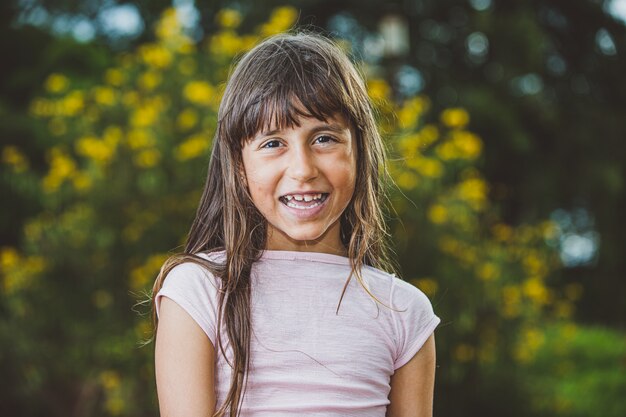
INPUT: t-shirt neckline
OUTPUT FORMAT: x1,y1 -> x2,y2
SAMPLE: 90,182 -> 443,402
259,250 -> 351,265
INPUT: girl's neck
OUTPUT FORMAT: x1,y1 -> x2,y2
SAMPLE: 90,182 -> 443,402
265,241 -> 348,257
265,225 -> 348,257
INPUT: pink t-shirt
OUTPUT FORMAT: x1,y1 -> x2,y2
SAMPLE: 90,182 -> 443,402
155,250 -> 440,416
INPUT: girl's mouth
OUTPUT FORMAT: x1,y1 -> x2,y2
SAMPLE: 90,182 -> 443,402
279,193 -> 329,210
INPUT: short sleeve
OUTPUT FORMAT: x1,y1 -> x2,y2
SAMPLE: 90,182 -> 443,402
390,278 -> 441,370
155,260 -> 221,347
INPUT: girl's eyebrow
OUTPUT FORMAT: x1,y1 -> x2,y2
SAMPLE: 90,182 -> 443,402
255,122 -> 348,141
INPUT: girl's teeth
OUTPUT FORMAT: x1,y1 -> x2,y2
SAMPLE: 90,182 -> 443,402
286,200 -> 323,209
281,193 -> 327,209
282,193 -> 327,203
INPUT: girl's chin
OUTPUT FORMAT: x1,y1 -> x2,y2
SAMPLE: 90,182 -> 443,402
285,231 -> 326,244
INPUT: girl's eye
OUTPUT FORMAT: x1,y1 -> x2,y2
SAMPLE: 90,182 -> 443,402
314,135 -> 337,144
261,139 -> 282,149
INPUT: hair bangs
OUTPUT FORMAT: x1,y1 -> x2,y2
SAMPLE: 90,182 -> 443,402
230,46 -> 355,145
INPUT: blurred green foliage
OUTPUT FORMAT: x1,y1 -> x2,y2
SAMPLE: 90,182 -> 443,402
1,2 -> 625,417
523,323 -> 626,417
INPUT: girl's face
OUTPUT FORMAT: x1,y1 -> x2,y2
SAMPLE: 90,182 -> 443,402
241,111 -> 357,256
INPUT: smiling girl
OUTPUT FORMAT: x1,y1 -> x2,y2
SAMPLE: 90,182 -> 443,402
151,32 -> 441,417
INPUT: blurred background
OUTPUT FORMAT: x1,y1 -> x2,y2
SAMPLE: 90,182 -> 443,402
1,0 -> 625,416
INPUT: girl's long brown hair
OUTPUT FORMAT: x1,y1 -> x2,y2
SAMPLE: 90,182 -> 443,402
150,31 -> 397,417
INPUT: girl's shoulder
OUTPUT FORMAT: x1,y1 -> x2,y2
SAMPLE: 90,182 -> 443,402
194,249 -> 227,265
162,250 -> 225,288
361,264 -> 432,308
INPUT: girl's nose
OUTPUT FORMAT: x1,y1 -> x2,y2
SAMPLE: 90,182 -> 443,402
288,148 -> 318,182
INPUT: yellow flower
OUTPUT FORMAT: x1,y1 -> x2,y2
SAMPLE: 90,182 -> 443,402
441,108 -> 470,128
514,327 -> 545,363
259,6 -> 298,36
126,129 -> 155,149
0,247 -> 19,270
93,86 -> 117,106
415,278 -> 438,296
1,254 -> 45,295
438,235 -> 459,254
183,81 -> 214,106
106,397 -> 125,415
177,39 -> 196,55
502,285 -> 521,318
398,134 -> 420,158
61,91 -> 84,116
541,220 -> 559,240
456,177 -> 488,210
130,254 -> 169,289
176,108 -> 198,131
522,251 -> 548,277
398,97 -> 428,129
1,146 -> 29,172
419,124 -> 439,147
492,223 -> 513,242
450,131 -> 482,159
75,136 -> 116,164
415,157 -> 443,178
138,71 -> 162,91
100,370 -> 121,390
476,262 -> 499,281
72,171 -> 92,191
367,79 -> 390,101
104,126 -> 123,146
523,277 -> 550,305
241,34 -> 260,52
174,134 -> 210,161
435,141 -> 456,160
395,171 -> 419,190
130,104 -> 159,127
42,147 -> 78,192
105,68 -> 126,86
216,9 -> 242,29
30,98 -> 54,117
45,73 -> 69,93
155,7 -> 182,40
436,131 -> 482,161
428,204 -> 448,224
139,44 -> 172,68
133,148 -> 161,168
122,91 -> 139,107
209,30 -> 244,57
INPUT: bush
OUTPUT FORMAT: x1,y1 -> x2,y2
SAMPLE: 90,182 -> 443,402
0,6 -> 586,416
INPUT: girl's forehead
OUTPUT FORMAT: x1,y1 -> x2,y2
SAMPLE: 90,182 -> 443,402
237,92 -> 356,144
252,111 -> 352,139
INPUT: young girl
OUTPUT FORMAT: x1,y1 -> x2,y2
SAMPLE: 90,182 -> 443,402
152,32 -> 441,417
